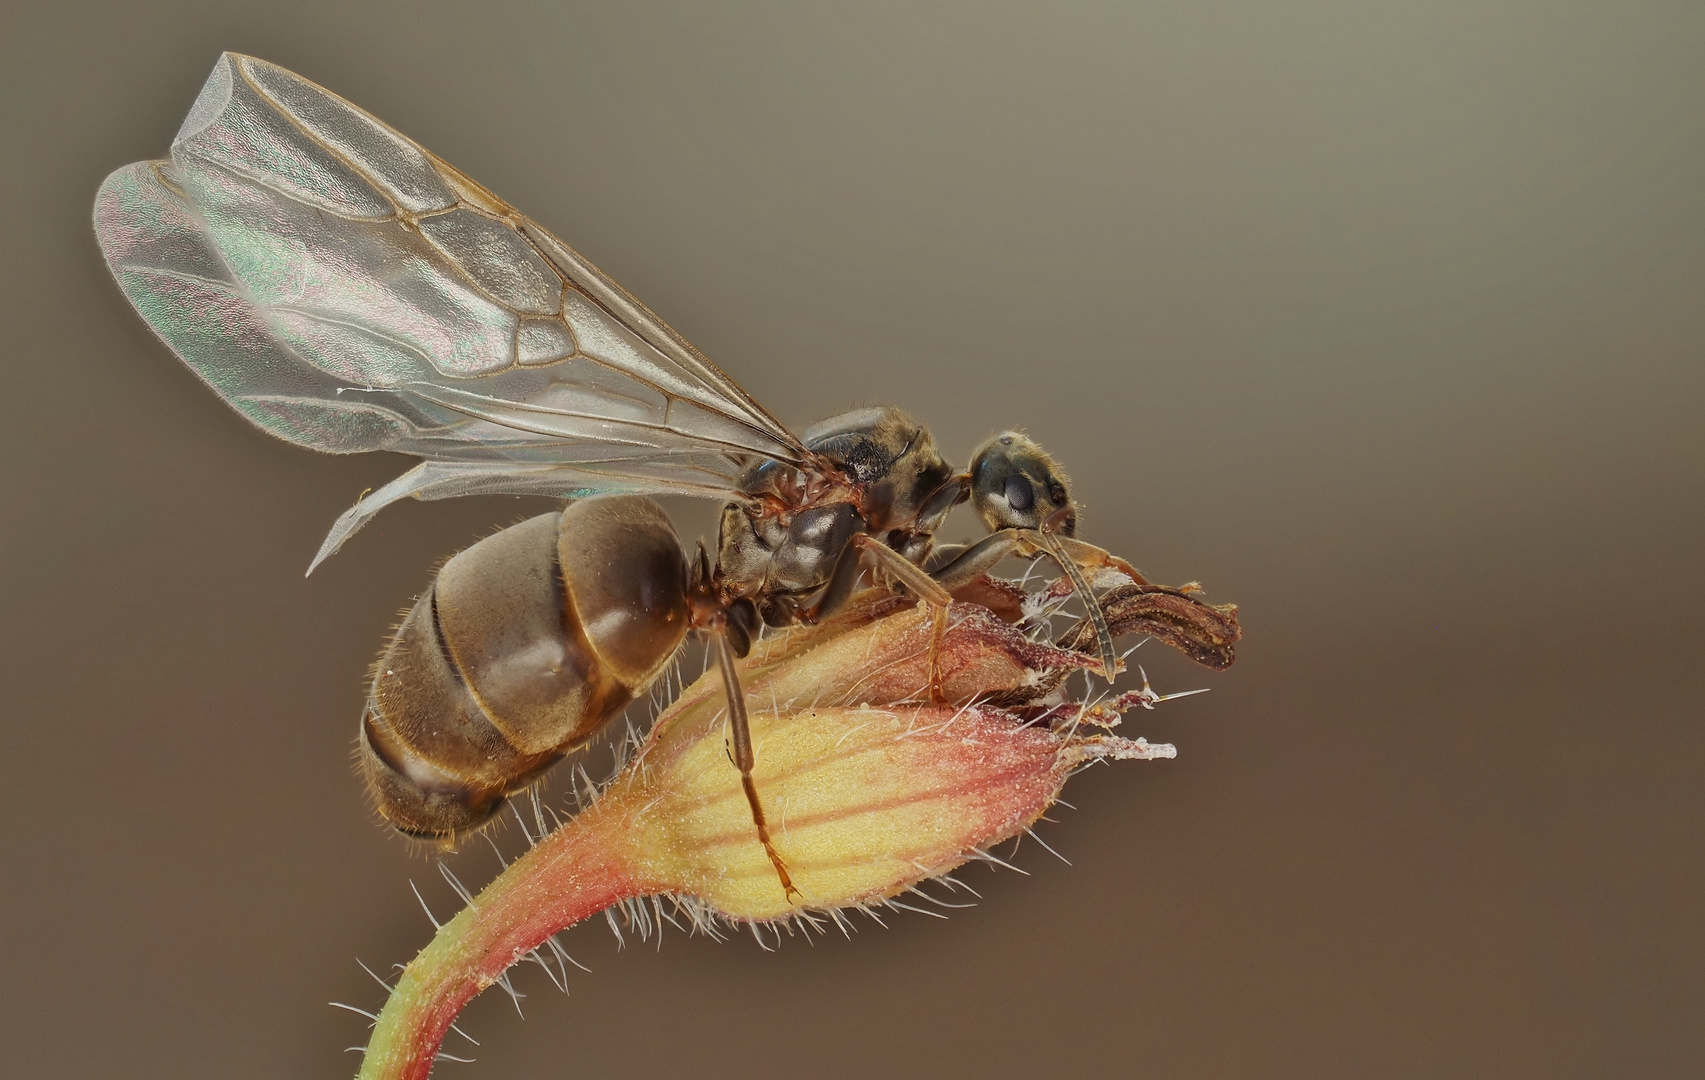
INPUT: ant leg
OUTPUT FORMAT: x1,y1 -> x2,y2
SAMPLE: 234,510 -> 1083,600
932,531 -> 1148,592
712,624 -> 800,904
928,531 -> 1028,591
930,530 -> 1129,682
852,536 -> 955,703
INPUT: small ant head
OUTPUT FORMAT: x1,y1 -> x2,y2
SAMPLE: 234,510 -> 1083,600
968,432 -> 1076,536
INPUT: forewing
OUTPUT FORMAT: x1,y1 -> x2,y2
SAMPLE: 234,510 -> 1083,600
94,53 -> 807,564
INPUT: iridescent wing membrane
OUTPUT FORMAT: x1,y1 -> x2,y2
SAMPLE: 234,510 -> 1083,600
94,53 -> 806,570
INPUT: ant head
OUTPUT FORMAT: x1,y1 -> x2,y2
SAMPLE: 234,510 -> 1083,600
968,432 -> 1076,536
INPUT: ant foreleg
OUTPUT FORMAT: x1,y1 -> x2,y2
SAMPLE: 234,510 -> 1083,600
852,536 -> 954,704
929,529 -> 1139,682
711,623 -> 800,904
931,531 -> 1148,592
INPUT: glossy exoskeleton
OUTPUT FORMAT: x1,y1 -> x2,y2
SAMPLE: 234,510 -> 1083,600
360,497 -> 689,838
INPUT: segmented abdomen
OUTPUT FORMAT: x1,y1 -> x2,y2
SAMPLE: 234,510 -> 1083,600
358,497 -> 690,839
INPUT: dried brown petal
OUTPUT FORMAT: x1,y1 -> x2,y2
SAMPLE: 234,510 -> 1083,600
1058,583 -> 1242,670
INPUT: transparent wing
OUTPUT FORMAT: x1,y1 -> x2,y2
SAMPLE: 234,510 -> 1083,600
93,53 -> 807,570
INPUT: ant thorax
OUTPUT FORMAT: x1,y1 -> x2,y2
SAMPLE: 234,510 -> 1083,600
716,407 -> 956,611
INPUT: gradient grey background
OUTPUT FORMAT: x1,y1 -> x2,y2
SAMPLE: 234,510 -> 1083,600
2,2 -> 1701,1077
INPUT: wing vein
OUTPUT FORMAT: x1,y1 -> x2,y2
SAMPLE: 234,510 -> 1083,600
406,384 -> 775,457
235,58 -> 406,221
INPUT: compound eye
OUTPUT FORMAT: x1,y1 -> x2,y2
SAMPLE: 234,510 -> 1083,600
1004,474 -> 1034,513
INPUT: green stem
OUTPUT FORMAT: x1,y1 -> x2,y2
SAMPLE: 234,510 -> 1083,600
357,800 -> 644,1080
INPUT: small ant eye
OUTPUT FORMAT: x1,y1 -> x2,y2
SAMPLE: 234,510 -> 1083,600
1004,474 -> 1034,512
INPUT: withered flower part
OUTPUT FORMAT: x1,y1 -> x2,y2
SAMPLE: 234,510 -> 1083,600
1058,582 -> 1242,671
355,578 -> 1239,1080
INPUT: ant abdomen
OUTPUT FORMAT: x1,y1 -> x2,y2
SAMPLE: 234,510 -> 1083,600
359,497 -> 691,840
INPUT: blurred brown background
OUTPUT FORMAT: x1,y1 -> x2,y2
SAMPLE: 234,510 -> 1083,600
2,2 -> 1701,1077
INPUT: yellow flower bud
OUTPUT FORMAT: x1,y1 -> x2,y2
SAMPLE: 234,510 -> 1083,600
609,602 -> 1172,920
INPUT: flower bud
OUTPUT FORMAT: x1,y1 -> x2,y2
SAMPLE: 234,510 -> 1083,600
357,581 -> 1235,1080
605,601 -> 1171,919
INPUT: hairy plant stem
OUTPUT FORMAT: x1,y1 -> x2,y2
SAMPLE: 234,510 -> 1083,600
357,801 -> 645,1080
